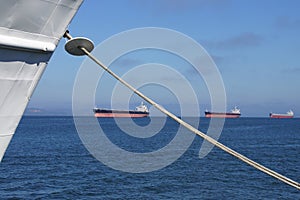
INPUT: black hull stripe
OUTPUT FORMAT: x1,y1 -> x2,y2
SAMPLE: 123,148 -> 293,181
93,109 -> 149,115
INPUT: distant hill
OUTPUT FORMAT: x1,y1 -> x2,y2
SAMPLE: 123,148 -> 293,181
24,107 -> 72,116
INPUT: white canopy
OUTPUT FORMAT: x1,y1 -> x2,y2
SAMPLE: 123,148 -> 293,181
0,0 -> 84,161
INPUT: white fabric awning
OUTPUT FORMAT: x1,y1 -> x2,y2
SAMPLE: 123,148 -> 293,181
0,0 -> 84,161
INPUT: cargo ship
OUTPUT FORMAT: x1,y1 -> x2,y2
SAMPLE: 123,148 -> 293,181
205,106 -> 241,118
269,110 -> 294,118
93,102 -> 149,118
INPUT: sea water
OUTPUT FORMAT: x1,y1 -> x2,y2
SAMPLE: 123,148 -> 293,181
0,117 -> 299,199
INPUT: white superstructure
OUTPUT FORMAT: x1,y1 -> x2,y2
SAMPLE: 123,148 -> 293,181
231,106 -> 241,114
135,102 -> 149,113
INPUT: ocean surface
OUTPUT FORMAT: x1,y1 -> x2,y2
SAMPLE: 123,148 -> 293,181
1,117 -> 299,199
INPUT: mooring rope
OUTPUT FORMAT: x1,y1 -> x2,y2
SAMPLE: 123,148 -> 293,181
64,32 -> 300,190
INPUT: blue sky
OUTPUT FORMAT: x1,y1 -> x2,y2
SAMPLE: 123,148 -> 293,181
28,0 -> 300,117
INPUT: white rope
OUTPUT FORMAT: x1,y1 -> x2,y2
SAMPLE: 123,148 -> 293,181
64,32 -> 300,190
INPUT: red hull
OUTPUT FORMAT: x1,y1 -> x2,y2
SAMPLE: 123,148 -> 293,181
269,115 -> 293,119
205,113 -> 240,118
94,113 -> 149,118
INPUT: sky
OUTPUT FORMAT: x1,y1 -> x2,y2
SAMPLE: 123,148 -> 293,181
27,0 -> 300,117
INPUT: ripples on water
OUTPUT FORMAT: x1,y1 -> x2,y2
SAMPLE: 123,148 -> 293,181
0,117 -> 299,199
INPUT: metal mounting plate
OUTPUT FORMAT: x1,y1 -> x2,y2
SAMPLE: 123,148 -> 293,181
65,37 -> 94,56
